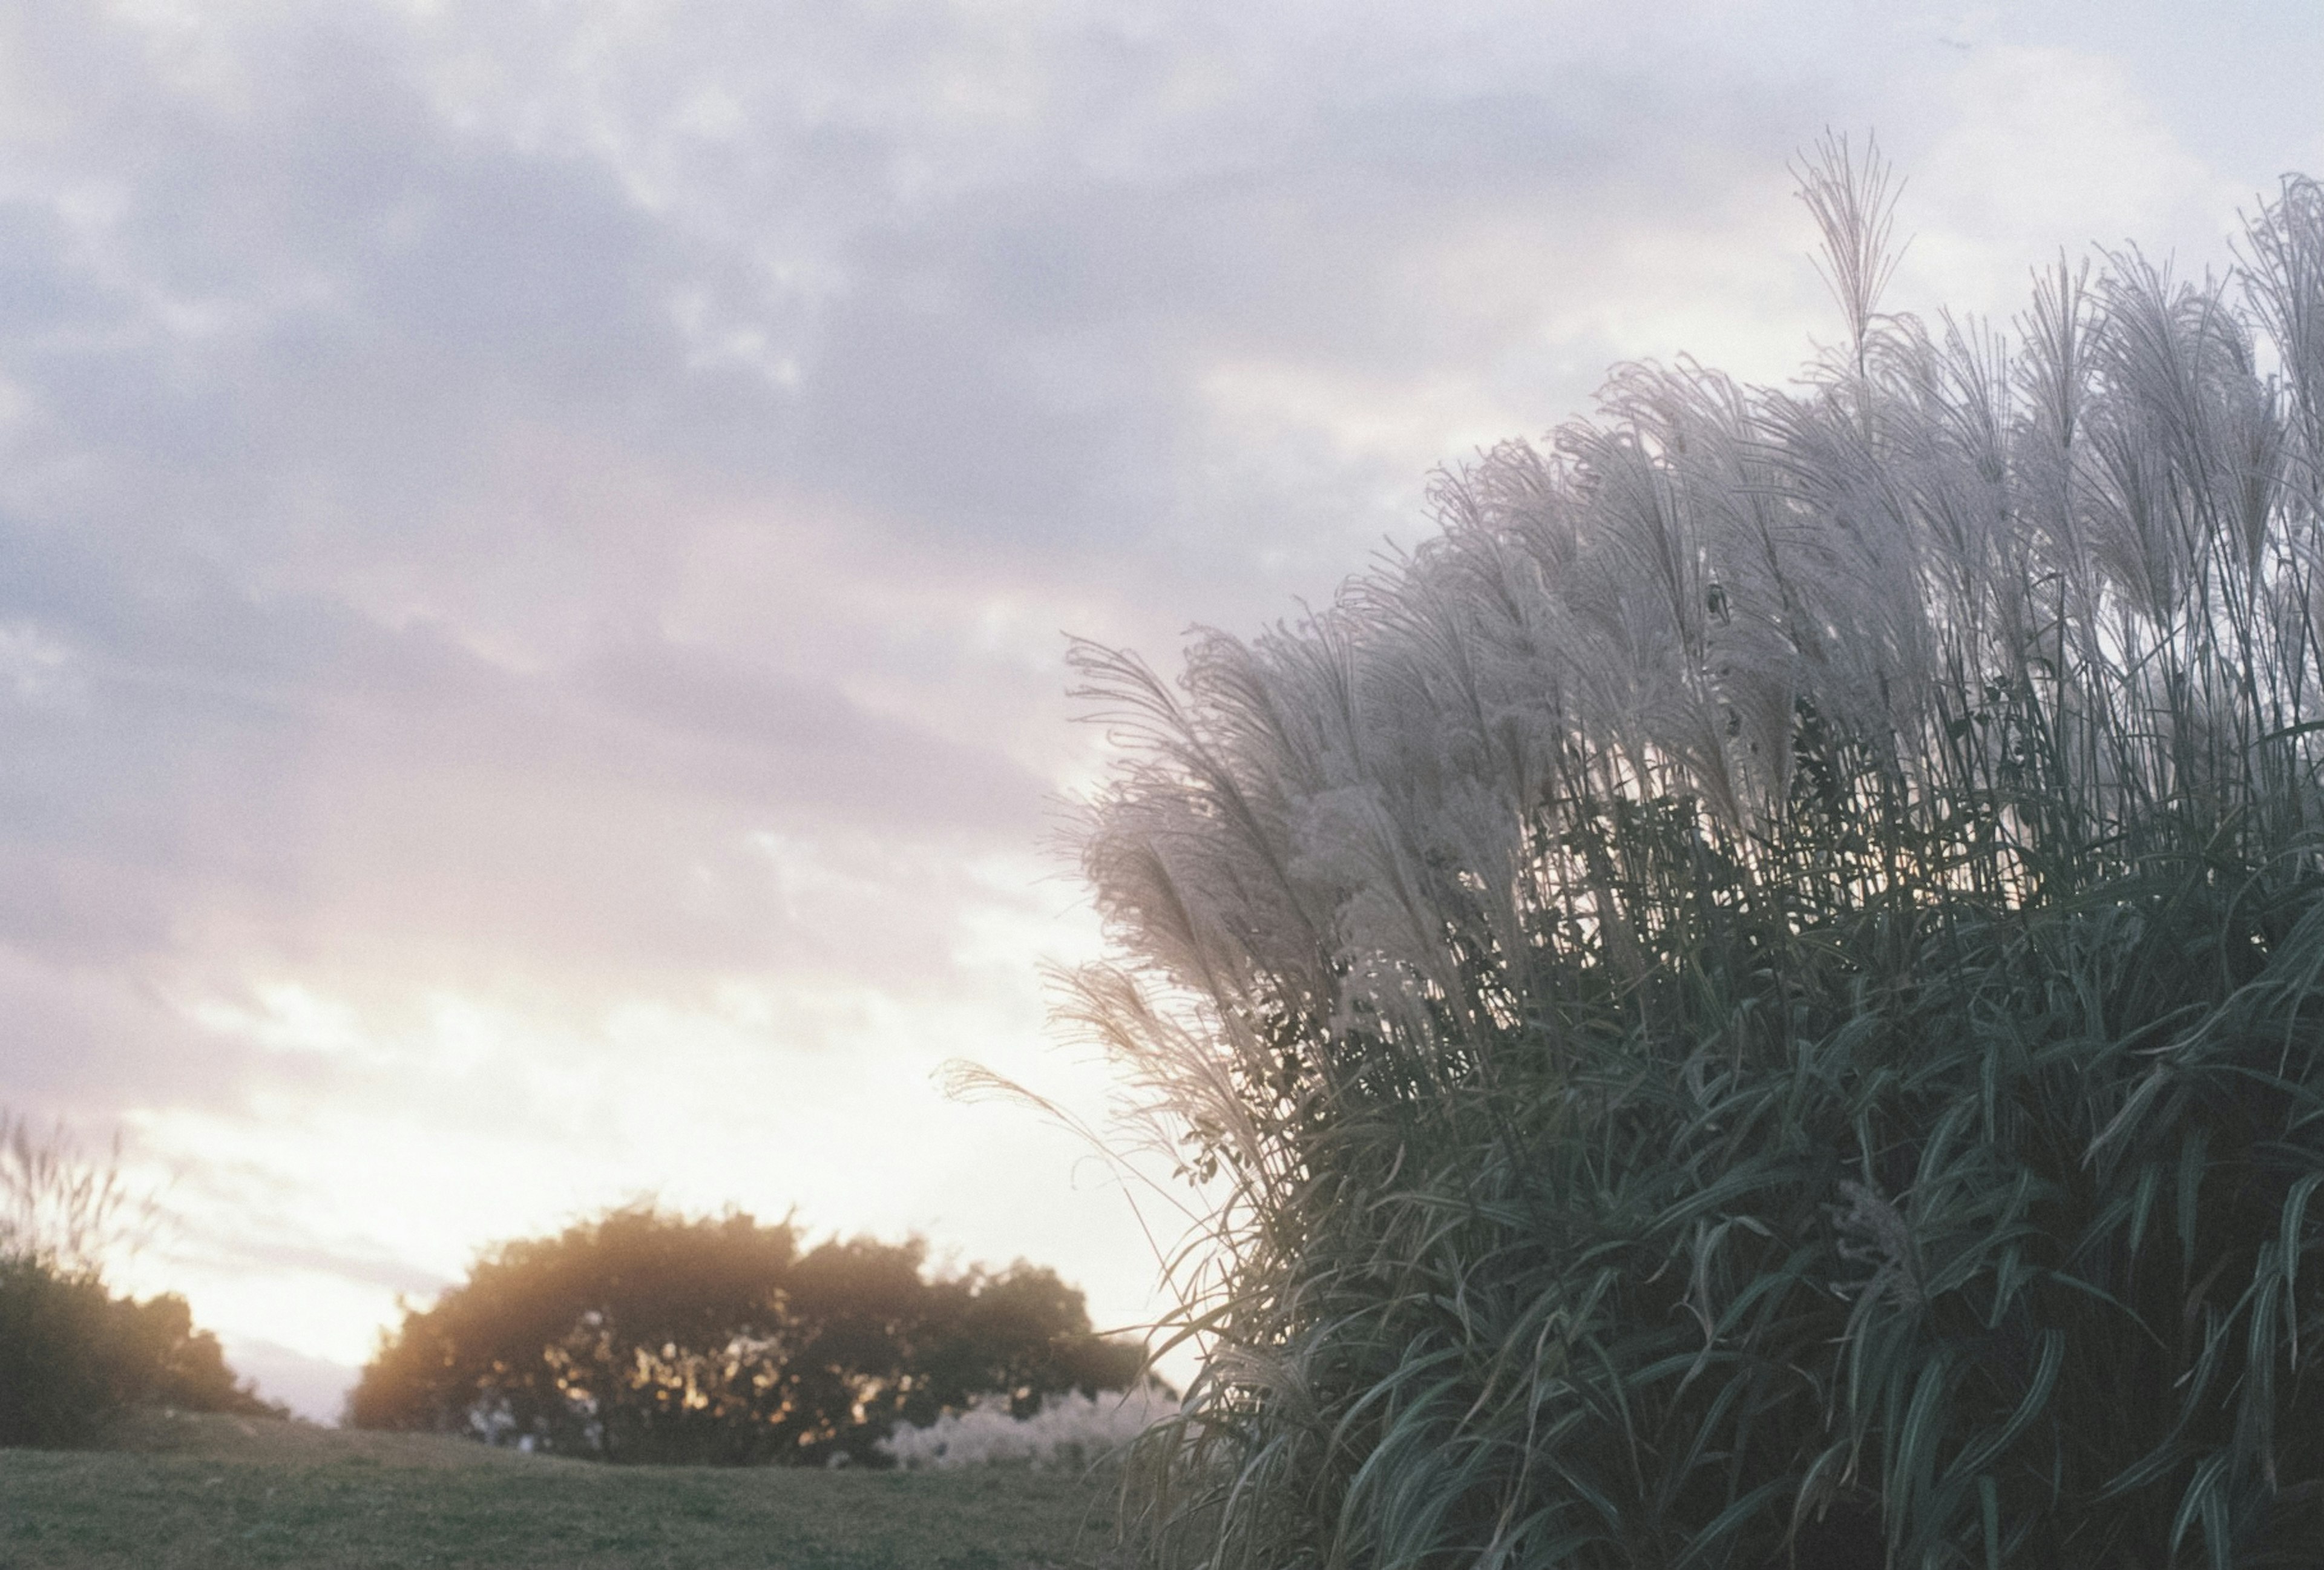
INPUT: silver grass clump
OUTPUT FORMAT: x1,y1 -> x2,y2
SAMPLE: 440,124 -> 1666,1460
0,1108 -> 151,1281
1072,143 -> 2324,1568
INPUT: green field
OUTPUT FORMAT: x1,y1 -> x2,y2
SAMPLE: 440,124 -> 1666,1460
0,1411 -> 1128,1569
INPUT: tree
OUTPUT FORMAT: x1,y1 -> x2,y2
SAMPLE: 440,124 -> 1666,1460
349,1203 -> 1144,1465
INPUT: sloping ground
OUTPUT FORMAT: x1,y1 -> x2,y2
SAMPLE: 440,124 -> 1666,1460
0,1411 -> 1125,1569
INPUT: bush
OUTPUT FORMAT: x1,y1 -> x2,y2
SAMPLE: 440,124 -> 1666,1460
0,1258 -> 277,1446
350,1203 -> 1146,1466
1072,148 -> 2324,1566
1,1111 -> 278,1446
0,1256 -> 133,1447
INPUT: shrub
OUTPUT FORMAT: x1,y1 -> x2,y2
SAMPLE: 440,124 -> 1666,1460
0,1110 -> 277,1446
0,1255 -> 133,1446
349,1203 -> 1146,1466
1072,146 -> 2324,1567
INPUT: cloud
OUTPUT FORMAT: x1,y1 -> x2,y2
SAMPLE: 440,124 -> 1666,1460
222,1338 -> 366,1424
0,0 -> 2314,1395
1900,44 -> 2225,320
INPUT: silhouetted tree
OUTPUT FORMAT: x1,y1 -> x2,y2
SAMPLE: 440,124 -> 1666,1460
349,1203 -> 1144,1465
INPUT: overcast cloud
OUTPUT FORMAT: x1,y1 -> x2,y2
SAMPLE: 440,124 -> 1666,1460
1,0 -> 2319,1419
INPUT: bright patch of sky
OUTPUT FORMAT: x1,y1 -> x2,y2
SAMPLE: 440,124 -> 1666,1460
2,0 -> 2317,1421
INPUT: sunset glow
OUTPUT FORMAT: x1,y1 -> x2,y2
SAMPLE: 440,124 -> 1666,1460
2,0 -> 2318,1422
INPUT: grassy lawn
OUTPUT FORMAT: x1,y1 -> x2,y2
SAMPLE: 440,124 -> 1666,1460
0,1411 -> 1128,1569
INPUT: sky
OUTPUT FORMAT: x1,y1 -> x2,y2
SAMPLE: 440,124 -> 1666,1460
1,0 -> 2319,1423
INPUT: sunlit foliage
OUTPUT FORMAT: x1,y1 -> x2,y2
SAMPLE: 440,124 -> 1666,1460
1073,143 -> 2324,1566
349,1204 -> 1143,1466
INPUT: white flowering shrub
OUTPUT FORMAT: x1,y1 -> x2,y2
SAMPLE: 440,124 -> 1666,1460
878,1385 -> 1177,1471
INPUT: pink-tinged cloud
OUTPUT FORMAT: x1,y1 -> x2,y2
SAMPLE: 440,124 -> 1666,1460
1,0 -> 2317,1417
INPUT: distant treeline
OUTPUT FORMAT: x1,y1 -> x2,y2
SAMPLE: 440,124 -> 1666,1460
350,1204 -> 1146,1467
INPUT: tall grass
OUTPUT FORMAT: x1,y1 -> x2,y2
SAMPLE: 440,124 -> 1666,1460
1,1108 -> 148,1278
1069,143 -> 2324,1567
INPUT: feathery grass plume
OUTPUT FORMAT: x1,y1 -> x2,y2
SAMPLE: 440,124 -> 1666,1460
0,1108 -> 151,1279
878,1385 -> 1180,1471
1071,146 -> 2324,1567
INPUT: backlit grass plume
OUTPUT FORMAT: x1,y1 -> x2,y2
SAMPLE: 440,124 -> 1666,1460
1069,140 -> 2324,1568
